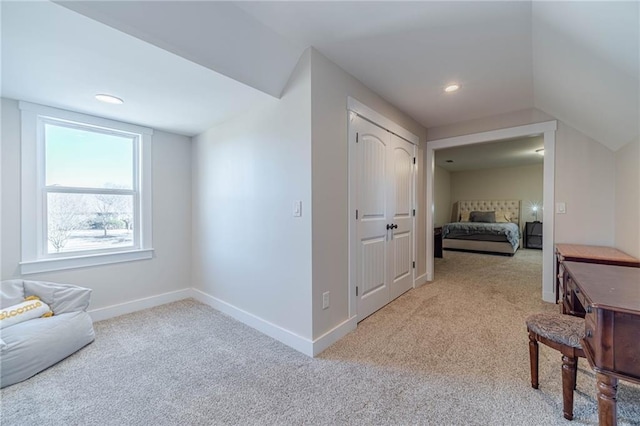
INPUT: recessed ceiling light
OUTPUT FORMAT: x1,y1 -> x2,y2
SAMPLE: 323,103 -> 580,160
95,94 -> 124,105
444,84 -> 460,93
535,148 -> 545,156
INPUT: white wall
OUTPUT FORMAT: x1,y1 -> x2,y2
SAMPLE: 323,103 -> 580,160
450,164 -> 543,223
554,122 -> 615,245
614,137 -> 640,258
427,108 -> 616,246
427,108 -> 553,141
191,50 -> 313,341
0,99 -> 4,280
309,48 -> 428,340
190,48 -> 427,354
434,166 -> 451,226
1,97 -> 192,313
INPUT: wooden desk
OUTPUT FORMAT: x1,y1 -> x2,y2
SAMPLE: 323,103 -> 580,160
563,261 -> 640,426
555,244 -> 640,309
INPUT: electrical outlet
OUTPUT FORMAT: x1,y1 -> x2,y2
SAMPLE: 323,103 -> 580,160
322,291 -> 330,310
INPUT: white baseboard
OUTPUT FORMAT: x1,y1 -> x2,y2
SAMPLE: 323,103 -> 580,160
414,273 -> 428,288
191,288 -> 315,357
542,290 -> 555,304
88,288 -> 192,322
88,287 -> 360,358
312,316 -> 357,356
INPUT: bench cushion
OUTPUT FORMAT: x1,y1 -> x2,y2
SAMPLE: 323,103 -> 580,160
526,312 -> 585,348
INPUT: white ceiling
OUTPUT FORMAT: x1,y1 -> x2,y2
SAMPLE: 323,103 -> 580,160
435,136 -> 545,172
3,1 -> 638,149
1,1 -> 274,136
237,1 -> 535,129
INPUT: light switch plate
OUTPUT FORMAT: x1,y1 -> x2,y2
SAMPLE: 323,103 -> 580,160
293,201 -> 302,217
556,202 -> 566,214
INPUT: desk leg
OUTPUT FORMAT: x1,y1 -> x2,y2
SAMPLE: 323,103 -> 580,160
596,372 -> 618,426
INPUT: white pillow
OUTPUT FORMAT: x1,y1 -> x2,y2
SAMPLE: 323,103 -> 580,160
0,297 -> 53,329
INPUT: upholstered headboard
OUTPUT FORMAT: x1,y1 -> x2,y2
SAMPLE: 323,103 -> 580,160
453,200 -> 522,226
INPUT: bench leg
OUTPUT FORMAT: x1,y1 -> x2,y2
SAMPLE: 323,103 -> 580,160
562,355 -> 577,420
528,331 -> 539,389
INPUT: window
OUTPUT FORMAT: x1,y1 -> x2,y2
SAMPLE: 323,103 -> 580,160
20,102 -> 153,274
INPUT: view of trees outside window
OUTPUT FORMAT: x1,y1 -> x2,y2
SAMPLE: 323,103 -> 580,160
45,122 -> 136,254
47,191 -> 134,253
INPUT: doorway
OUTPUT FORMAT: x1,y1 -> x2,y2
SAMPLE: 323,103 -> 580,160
426,121 -> 557,302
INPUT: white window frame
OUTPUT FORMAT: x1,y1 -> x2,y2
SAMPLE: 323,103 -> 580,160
19,101 -> 154,274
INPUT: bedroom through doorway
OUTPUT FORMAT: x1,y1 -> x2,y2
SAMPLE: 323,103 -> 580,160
425,121 -> 557,303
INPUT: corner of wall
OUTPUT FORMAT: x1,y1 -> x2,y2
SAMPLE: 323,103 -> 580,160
614,136 -> 640,257
190,46 -> 314,345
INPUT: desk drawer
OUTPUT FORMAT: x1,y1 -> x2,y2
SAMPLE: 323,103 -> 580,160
584,309 -> 640,382
563,271 -> 586,317
612,312 -> 640,382
573,282 -> 588,311
583,308 -> 600,364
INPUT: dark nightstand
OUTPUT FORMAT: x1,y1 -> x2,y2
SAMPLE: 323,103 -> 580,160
525,222 -> 543,249
434,227 -> 443,258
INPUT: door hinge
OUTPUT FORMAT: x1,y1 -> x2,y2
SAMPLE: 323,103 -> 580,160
355,209 -> 359,220
412,261 -> 415,269
413,157 -> 416,164
356,286 -> 359,296
356,132 -> 359,143
412,209 -> 416,217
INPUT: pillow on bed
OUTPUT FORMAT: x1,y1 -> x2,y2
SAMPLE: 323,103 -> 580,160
470,211 -> 496,223
494,210 -> 512,223
460,211 -> 471,222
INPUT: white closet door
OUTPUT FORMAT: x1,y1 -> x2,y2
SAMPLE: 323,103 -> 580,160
354,118 -> 415,322
388,134 -> 414,301
356,118 -> 391,321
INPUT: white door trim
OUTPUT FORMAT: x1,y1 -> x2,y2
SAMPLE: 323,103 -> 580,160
425,120 -> 557,303
347,97 -> 419,145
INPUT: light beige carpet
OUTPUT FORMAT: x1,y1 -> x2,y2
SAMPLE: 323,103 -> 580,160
2,249 -> 639,425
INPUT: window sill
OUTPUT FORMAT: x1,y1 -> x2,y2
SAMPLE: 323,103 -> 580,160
20,249 -> 154,275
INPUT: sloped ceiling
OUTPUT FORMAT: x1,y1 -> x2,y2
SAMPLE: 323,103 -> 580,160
236,1 -> 535,131
532,1 -> 639,151
56,1 -> 304,98
9,1 -> 640,149
1,1 -> 274,136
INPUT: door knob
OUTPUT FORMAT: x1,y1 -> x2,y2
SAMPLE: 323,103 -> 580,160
392,224 -> 398,229
386,224 -> 392,230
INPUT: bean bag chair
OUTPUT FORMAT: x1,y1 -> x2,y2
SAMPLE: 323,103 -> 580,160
1,279 -> 95,388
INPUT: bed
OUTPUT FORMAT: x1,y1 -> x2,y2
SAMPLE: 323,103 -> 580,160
442,200 -> 522,256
